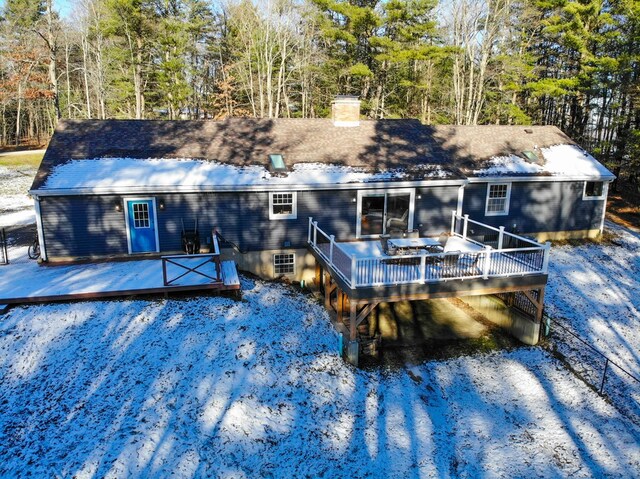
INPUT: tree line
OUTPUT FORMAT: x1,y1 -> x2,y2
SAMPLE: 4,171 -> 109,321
1,0 -> 638,183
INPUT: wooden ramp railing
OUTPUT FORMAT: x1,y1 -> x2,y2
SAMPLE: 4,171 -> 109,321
162,232 -> 222,286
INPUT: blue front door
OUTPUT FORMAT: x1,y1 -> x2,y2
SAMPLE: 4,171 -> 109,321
126,199 -> 158,253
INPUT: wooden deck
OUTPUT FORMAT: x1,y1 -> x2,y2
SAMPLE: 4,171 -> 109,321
0,256 -> 240,305
308,215 -> 550,299
307,214 -> 550,365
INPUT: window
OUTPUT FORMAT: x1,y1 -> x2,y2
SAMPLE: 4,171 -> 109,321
269,192 -> 297,220
485,183 -> 511,216
274,253 -> 295,275
132,202 -> 150,228
583,181 -> 605,200
269,154 -> 286,172
356,189 -> 415,238
522,150 -> 539,164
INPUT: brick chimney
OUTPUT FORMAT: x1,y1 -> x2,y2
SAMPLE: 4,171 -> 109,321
332,95 -> 361,127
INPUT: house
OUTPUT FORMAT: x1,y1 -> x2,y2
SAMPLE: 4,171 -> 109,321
30,96 -> 614,364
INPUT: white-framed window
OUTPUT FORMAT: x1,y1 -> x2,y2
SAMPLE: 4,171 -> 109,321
132,202 -> 150,228
269,192 -> 297,220
485,183 -> 511,216
583,181 -> 606,200
274,253 -> 295,275
356,188 -> 415,238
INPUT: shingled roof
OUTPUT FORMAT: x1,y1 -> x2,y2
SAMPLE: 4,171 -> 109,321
31,118 -> 611,192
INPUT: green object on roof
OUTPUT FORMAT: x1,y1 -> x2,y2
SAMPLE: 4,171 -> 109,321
522,150 -> 539,163
269,154 -> 286,172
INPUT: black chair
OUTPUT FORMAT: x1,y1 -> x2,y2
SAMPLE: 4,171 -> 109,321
437,232 -> 450,247
379,234 -> 391,254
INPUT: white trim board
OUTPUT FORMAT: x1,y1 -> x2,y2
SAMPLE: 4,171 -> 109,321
582,180 -> 608,201
269,191 -> 298,220
123,197 -> 161,255
468,175 -> 616,184
356,188 -> 416,238
33,197 -> 47,261
30,179 -> 467,197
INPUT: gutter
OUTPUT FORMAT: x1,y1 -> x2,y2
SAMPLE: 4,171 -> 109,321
29,178 -> 468,197
467,175 -> 616,184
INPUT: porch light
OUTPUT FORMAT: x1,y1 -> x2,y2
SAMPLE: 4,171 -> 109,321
269,154 -> 287,172
352,197 -> 357,203
159,200 -> 165,210
114,200 -> 122,212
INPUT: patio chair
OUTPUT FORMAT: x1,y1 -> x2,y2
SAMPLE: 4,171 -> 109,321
379,234 -> 391,254
386,209 -> 409,231
437,232 -> 450,247
441,251 -> 461,277
441,250 -> 481,277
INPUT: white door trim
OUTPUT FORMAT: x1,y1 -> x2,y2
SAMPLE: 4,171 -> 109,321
356,188 -> 415,238
123,197 -> 160,254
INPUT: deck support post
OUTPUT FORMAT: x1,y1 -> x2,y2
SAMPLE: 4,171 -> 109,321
314,263 -> 322,288
355,302 -> 379,328
349,301 -> 358,341
347,301 -> 359,367
523,288 -> 545,324
336,288 -> 344,322
535,288 -> 545,324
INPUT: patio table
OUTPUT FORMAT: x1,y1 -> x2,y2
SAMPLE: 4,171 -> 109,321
388,237 -> 442,254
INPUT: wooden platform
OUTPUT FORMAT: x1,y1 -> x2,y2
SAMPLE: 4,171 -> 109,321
0,257 -> 241,305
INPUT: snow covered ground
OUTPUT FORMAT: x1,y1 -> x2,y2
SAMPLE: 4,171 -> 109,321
1,165 -> 640,477
546,223 -> 640,373
1,279 -> 639,478
0,165 -> 36,229
545,221 -> 640,420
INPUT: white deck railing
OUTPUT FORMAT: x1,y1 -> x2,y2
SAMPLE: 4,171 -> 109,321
308,215 -> 550,289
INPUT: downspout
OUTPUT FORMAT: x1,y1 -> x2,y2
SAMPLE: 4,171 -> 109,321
456,181 -> 468,217
33,195 -> 48,261
599,181 -> 611,235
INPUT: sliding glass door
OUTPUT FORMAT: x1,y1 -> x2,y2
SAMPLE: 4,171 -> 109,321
357,189 -> 415,238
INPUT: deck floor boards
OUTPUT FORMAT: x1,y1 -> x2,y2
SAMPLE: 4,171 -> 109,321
0,256 -> 240,305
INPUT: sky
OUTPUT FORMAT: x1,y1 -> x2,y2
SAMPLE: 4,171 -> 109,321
54,0 -> 73,18
0,0 -> 74,19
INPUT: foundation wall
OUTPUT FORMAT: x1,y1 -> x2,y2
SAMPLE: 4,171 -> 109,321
459,294 -> 540,345
220,247 -> 318,284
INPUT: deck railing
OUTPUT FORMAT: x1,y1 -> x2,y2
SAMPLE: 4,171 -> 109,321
162,231 -> 222,286
308,214 -> 550,289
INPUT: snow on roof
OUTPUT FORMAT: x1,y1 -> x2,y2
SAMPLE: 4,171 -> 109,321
39,157 -> 453,192
473,144 -> 614,179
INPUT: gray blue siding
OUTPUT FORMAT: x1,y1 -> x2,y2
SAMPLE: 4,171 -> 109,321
415,186 -> 460,235
40,189 -> 359,259
41,180 -> 588,260
462,181 -> 604,234
40,195 -> 128,258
